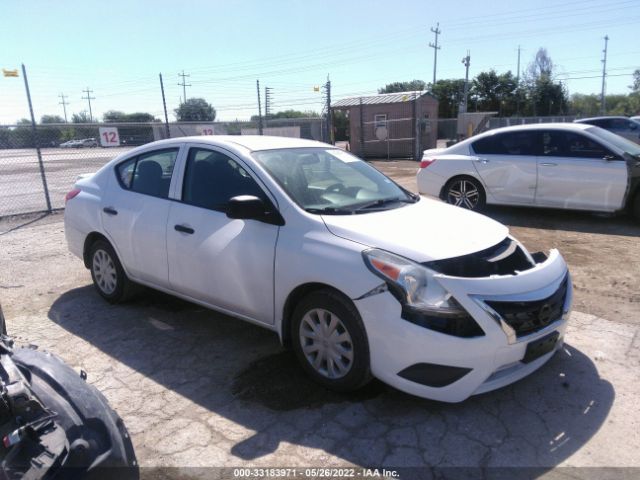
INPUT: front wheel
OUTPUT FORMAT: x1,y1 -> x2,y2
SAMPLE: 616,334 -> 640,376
291,290 -> 371,391
443,177 -> 486,211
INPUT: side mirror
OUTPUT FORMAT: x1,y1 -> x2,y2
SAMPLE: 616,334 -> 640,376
227,195 -> 267,220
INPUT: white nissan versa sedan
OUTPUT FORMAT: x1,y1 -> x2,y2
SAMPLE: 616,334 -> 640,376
64,136 -> 572,402
417,123 -> 640,219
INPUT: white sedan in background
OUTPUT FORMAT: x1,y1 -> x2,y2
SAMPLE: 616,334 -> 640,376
417,123 -> 640,220
65,136 -> 571,402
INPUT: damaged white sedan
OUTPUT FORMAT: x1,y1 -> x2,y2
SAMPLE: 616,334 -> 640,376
64,136 -> 572,402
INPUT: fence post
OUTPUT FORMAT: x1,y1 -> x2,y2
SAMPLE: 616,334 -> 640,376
412,92 -> 418,161
22,64 -> 52,212
359,98 -> 364,157
159,73 -> 171,139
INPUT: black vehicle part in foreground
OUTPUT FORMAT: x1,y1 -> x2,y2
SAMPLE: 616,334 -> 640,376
0,305 -> 138,479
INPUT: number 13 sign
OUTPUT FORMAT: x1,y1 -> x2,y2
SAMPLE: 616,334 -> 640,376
99,127 -> 120,147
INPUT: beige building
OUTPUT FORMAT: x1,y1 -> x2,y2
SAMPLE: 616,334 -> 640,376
332,91 -> 439,159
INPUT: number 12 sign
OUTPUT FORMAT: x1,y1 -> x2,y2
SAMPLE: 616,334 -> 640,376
99,127 -> 120,147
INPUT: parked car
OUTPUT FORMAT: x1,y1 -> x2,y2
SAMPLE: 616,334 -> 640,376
417,123 -> 640,220
64,136 -> 572,403
79,138 -> 98,148
59,139 -> 80,148
0,302 -> 138,478
574,116 -> 640,144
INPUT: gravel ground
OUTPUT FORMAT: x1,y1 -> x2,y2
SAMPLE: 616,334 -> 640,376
0,161 -> 639,477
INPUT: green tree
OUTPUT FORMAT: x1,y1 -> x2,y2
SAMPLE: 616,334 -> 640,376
174,98 -> 216,121
72,111 -> 92,123
431,79 -> 466,118
40,114 -> 65,124
378,80 -> 426,94
630,69 -> 640,93
471,70 -> 518,115
103,110 -> 157,122
523,48 -> 568,115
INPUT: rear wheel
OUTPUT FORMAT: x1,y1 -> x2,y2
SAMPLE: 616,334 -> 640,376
291,290 -> 371,391
443,176 -> 486,211
88,240 -> 136,303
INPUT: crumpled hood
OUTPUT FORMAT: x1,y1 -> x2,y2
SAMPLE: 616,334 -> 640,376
321,197 -> 509,262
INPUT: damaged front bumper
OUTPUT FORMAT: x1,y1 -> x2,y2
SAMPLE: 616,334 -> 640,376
354,249 -> 572,403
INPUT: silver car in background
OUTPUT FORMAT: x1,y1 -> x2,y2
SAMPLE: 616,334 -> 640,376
574,116 -> 640,144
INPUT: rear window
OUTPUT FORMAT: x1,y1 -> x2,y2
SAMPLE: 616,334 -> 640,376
115,148 -> 179,198
472,131 -> 538,156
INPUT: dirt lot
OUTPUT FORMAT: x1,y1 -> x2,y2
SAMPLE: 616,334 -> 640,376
0,161 -> 639,477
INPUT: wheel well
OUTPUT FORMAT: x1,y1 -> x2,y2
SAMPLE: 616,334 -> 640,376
82,232 -> 111,268
280,282 -> 350,348
439,174 -> 485,200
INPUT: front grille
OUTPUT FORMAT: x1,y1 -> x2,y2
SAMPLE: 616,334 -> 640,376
485,276 -> 568,337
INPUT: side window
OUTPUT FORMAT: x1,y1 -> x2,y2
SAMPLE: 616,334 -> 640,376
473,132 -> 538,155
115,148 -> 179,198
182,148 -> 267,210
117,157 -> 136,189
541,131 -> 611,159
374,114 -> 387,129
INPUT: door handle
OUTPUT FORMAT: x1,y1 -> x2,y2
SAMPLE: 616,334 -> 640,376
540,162 -> 558,167
103,207 -> 118,215
475,158 -> 490,164
174,224 -> 195,234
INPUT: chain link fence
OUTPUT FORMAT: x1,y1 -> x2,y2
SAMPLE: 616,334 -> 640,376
0,118 -> 323,217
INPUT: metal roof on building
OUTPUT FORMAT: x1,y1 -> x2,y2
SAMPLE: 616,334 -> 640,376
331,91 -> 432,108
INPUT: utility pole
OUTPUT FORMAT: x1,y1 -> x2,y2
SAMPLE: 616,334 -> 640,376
264,86 -> 273,121
159,73 -> 170,139
428,23 -> 442,87
324,75 -> 332,144
461,51 -> 471,114
600,35 -> 609,115
256,80 -> 263,135
516,45 -> 522,116
58,93 -> 69,123
22,64 -> 52,212
178,70 -> 191,104
81,87 -> 95,122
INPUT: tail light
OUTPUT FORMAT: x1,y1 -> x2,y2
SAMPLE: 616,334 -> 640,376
65,188 -> 81,204
420,158 -> 436,168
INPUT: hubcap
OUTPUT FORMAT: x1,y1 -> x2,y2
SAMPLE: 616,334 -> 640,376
299,308 -> 354,379
447,180 -> 480,209
92,249 -> 117,295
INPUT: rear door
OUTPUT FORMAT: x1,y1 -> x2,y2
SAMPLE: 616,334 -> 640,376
535,130 -> 627,211
101,146 -> 183,287
470,130 -> 539,205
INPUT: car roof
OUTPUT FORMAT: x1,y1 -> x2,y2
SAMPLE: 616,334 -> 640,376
476,122 -> 593,137
135,135 -> 331,153
575,116 -> 632,122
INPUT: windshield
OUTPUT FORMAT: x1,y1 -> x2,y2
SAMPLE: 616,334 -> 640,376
587,126 -> 640,157
252,147 -> 417,214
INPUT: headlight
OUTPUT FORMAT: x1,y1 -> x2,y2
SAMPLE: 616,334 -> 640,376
362,249 -> 484,337
362,249 -> 466,317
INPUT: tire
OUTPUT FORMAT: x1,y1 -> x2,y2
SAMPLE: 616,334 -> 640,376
632,191 -> 640,222
443,176 -> 486,211
291,289 -> 371,391
88,239 -> 136,303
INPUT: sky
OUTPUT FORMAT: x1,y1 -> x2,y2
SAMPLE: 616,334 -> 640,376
1,0 -> 639,124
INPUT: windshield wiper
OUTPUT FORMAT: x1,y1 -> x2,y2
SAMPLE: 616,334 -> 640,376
351,196 -> 418,211
305,206 -> 356,215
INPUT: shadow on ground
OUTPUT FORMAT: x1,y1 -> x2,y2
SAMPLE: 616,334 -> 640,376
49,286 -> 614,469
479,205 -> 639,237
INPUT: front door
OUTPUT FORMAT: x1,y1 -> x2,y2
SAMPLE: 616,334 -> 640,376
166,145 -> 279,325
535,130 -> 627,211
